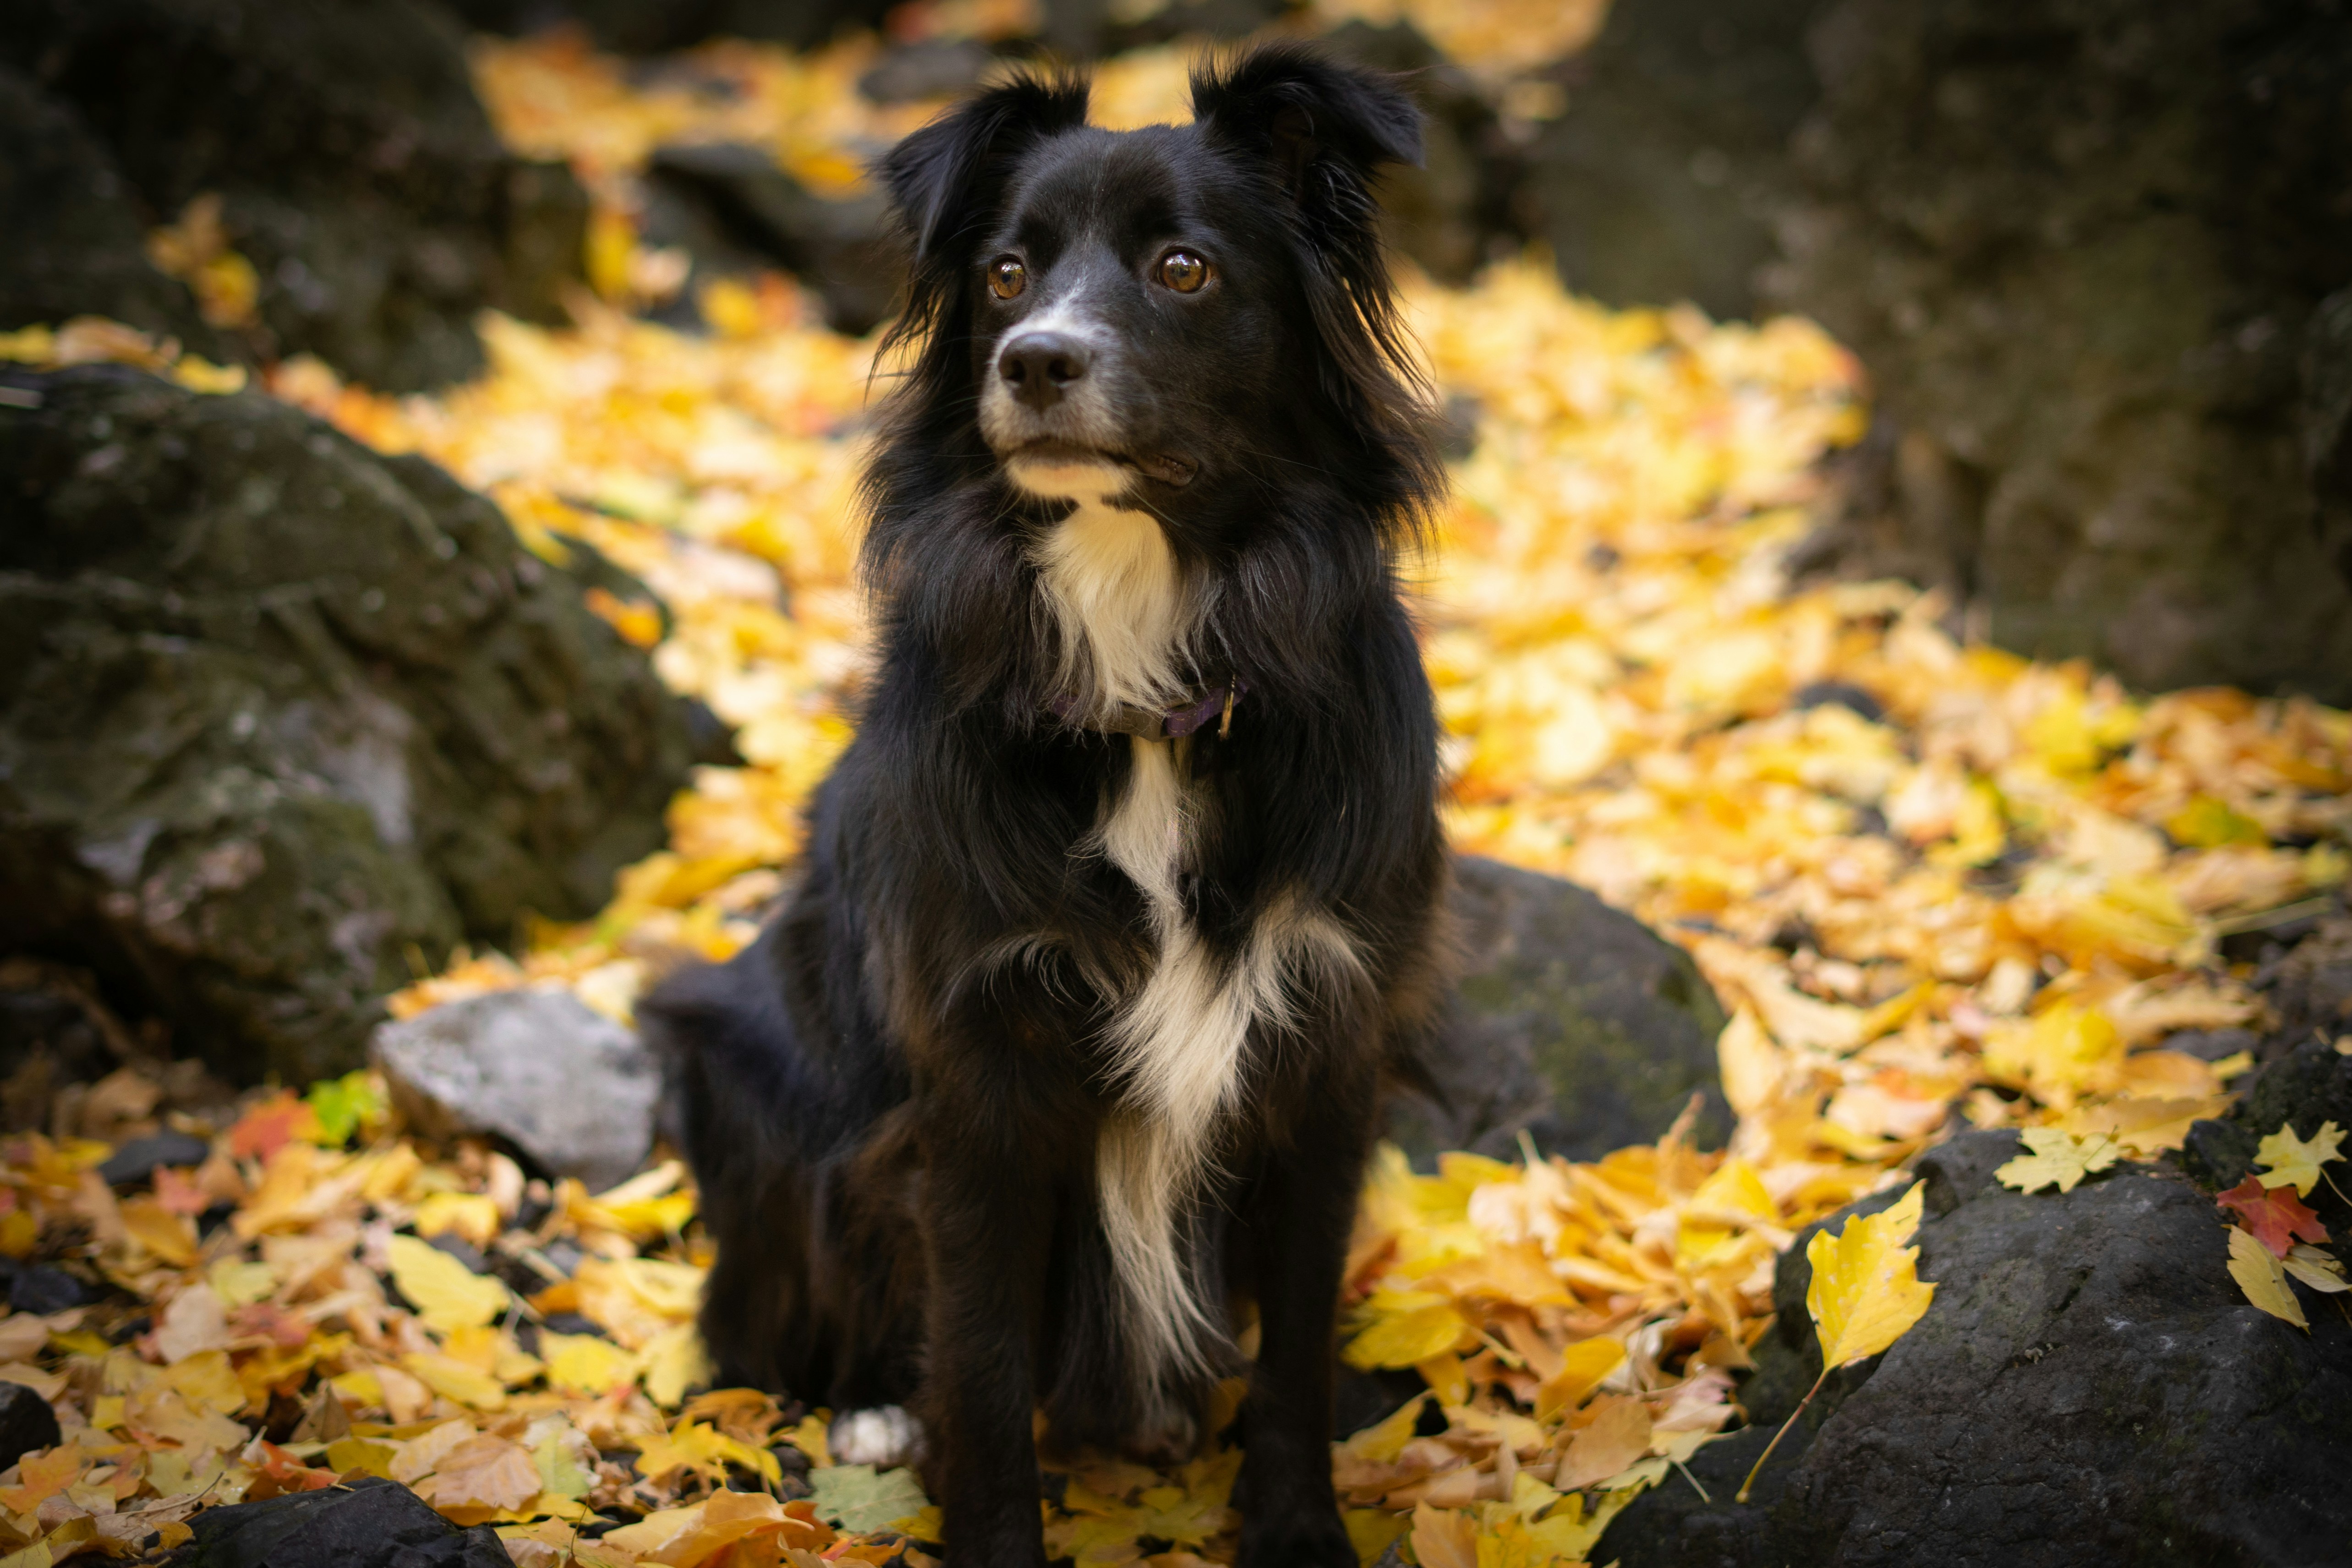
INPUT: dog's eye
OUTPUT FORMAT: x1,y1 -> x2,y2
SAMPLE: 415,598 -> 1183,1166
1155,251 -> 1210,294
988,257 -> 1027,299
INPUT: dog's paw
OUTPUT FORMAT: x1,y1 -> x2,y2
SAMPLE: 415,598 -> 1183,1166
1234,1512 -> 1356,1568
830,1405 -> 926,1468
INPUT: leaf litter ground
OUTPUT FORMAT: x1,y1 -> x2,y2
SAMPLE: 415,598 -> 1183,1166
3,14 -> 2352,1568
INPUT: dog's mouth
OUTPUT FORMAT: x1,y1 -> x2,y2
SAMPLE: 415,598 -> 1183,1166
1004,440 -> 1197,490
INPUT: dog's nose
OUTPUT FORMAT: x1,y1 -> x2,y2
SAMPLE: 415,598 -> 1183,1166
997,332 -> 1089,411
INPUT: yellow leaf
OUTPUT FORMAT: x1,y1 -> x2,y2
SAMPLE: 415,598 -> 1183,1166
640,1322 -> 713,1408
413,1192 -> 503,1249
2164,795 -> 2267,848
2226,1226 -> 2307,1330
1980,1004 -> 2121,1108
1533,1336 -> 1624,1422
1554,1394 -> 1652,1490
402,1351 -> 509,1411
633,1420 -> 780,1487
1344,1508 -> 1410,1567
2283,1244 -> 2349,1295
540,1332 -> 640,1398
1340,1396 -> 1429,1464
118,1196 -> 198,1267
782,1412 -> 832,1469
1409,1501 -> 1477,1568
1993,1128 -> 2119,1195
1806,1182 -> 1935,1370
385,1235 -> 509,1334
1342,1293 -> 1473,1370
2254,1120 -> 2345,1197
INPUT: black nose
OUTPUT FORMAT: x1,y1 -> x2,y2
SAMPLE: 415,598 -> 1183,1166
997,332 -> 1089,411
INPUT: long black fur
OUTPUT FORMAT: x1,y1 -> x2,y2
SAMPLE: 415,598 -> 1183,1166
645,42 -> 1449,1568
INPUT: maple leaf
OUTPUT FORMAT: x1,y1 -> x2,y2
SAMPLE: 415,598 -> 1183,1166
1741,1183 -> 1935,1502
2226,1227 -> 2308,1331
413,1433 -> 542,1517
1995,1128 -> 2120,1195
2253,1120 -> 2346,1198
633,1419 -> 780,1488
226,1091 -> 320,1161
2216,1175 -> 2328,1258
1533,1335 -> 1626,1422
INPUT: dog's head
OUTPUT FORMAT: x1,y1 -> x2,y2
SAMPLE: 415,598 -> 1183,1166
875,44 -> 1434,524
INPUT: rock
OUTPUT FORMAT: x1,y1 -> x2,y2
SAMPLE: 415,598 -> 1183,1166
0,0 -> 587,391
0,367 -> 689,1084
1597,1130 -> 2352,1567
0,1383 -> 60,1468
98,1131 -> 213,1186
175,1473 -> 510,1568
1514,0 -> 1824,320
0,66 -> 223,356
440,0 -> 895,55
644,143 -> 902,335
5,1264 -> 94,1315
1382,856 -> 1731,1165
1769,0 -> 2352,699
373,988 -> 659,1190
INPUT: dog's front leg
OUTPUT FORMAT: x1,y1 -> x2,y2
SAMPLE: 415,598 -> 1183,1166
919,1101 -> 1055,1568
1235,1060 -> 1377,1568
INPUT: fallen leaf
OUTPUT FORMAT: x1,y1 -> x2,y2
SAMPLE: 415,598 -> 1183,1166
808,1463 -> 930,1533
1554,1395 -> 1652,1490
2226,1227 -> 2308,1330
2254,1120 -> 2346,1197
414,1434 -> 542,1515
1533,1338 -> 1625,1422
384,1235 -> 509,1333
1994,1128 -> 2120,1195
2216,1176 -> 2329,1258
2282,1243 -> 2350,1295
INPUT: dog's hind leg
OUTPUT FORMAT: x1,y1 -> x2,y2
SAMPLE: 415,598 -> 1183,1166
1231,1055 -> 1379,1568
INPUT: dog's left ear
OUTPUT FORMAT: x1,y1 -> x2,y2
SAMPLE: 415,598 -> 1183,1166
1190,44 -> 1423,225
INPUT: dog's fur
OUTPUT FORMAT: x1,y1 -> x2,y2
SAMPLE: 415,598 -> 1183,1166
643,44 -> 1449,1568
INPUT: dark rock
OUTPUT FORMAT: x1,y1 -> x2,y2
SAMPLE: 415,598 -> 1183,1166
374,988 -> 660,1190
6,1264 -> 94,1315
1515,0 -> 1825,320
1770,0 -> 2352,699
0,66 -> 223,356
98,1131 -> 212,1186
1383,855 -> 1731,1165
173,1473 -> 510,1568
0,0 -> 587,391
857,39 -> 994,105
645,142 -> 901,335
441,0 -> 895,55
0,367 -> 690,1084
2253,913 -> 2352,1055
0,1383 -> 61,1467
1600,1130 -> 2352,1568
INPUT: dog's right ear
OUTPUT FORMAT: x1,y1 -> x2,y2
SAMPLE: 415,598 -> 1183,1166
881,71 -> 1091,265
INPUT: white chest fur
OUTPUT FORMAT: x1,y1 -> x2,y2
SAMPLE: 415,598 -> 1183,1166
1033,493 -> 1188,718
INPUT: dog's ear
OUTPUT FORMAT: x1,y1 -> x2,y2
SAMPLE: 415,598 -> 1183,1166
1191,45 -> 1433,449
881,71 -> 1091,265
1190,44 -> 1423,221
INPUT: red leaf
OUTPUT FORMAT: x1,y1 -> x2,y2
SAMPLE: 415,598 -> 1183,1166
2217,1175 -> 2329,1257
227,1092 -> 317,1161
153,1165 -> 208,1217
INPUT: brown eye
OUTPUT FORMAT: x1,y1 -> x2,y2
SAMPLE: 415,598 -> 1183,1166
1156,250 -> 1209,293
988,257 -> 1026,299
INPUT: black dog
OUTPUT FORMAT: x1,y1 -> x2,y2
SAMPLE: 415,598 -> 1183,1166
644,43 -> 1449,1568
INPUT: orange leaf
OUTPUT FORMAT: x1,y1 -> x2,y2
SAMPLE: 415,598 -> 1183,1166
227,1092 -> 320,1161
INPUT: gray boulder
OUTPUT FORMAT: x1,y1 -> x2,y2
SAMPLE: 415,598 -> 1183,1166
1382,856 -> 1732,1164
1598,1130 -> 2352,1568
0,366 -> 689,1085
375,988 -> 657,1190
0,0 -> 587,392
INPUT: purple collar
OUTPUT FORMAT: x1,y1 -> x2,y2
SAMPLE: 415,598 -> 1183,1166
1048,678 -> 1248,741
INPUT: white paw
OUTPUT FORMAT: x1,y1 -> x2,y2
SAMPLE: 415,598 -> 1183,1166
830,1404 -> 925,1468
